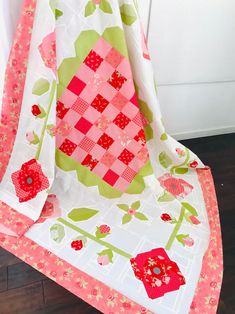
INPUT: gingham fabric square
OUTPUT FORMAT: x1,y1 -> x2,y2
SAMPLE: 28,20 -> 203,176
56,37 -> 149,192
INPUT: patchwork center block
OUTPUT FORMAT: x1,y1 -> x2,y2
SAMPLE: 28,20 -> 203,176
56,38 -> 149,192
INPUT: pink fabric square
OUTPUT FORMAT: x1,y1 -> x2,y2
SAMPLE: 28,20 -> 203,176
110,159 -> 127,175
111,93 -> 129,110
103,169 -> 119,186
102,103 -> 119,121
96,62 -> 115,81
105,48 -> 124,68
86,125 -> 103,142
126,140 -> 143,155
113,177 -> 130,192
117,58 -> 132,79
79,85 -> 99,103
92,162 -> 109,177
108,140 -> 125,157
79,137 -> 96,153
76,63 -> 94,83
128,159 -> 142,172
105,123 -> 122,140
59,89 -> 78,109
122,102 -> 139,120
67,128 -> 84,145
93,37 -> 112,58
121,166 -> 137,182
99,82 -> 117,102
132,111 -> 144,127
71,97 -> 89,115
90,144 -> 106,160
83,106 -> 100,123
63,110 -> 81,127
100,151 -> 116,167
124,121 -> 141,138
71,146 -> 87,161
119,79 -> 135,100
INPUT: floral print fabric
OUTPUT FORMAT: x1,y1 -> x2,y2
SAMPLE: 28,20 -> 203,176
0,1 -> 222,313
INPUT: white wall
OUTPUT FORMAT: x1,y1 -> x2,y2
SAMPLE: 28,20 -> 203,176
140,0 -> 235,139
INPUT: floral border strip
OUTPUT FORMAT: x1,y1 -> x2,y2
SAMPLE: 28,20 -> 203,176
0,0 -> 37,182
0,168 -> 222,314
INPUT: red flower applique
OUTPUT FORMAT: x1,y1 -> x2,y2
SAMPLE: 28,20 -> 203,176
11,159 -> 49,203
130,248 -> 185,299
158,173 -> 193,199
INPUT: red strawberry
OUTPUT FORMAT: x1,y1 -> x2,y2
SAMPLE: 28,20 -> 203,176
99,224 -> 111,234
32,104 -> 41,116
161,213 -> 172,222
189,160 -> 198,168
71,240 -> 83,251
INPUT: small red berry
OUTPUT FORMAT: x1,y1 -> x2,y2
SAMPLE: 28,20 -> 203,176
189,160 -> 198,168
71,240 -> 83,251
161,213 -> 172,222
32,104 -> 41,116
99,224 -> 111,234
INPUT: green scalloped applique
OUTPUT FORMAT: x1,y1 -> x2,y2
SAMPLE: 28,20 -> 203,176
56,27 -> 154,199
56,150 -> 153,199
134,83 -> 154,141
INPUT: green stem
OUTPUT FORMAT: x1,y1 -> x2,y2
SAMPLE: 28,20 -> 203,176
170,148 -> 190,174
57,218 -> 132,259
35,80 -> 56,160
165,206 -> 185,251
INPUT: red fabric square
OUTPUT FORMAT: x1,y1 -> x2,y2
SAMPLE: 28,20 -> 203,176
82,154 -> 98,170
97,133 -> 114,149
79,137 -> 95,152
56,101 -> 69,119
118,149 -> 135,165
108,70 -> 127,91
103,169 -> 119,185
113,112 -> 131,130
67,76 -> 86,96
134,129 -> 146,146
130,93 -> 139,107
91,94 -> 109,113
59,139 -> 77,156
84,50 -> 104,72
75,117 -> 92,134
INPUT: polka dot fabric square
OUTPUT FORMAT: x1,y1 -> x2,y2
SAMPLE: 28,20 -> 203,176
56,37 -> 149,192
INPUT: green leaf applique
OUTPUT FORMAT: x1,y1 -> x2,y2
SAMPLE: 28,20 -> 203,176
120,4 -> 137,25
160,133 -> 168,141
117,204 -> 129,212
159,151 -> 173,169
32,78 -> 50,96
158,191 -> 175,202
55,9 -> 63,19
122,214 -> 132,224
99,0 -> 113,14
134,212 -> 148,221
85,1 -> 96,17
131,200 -> 140,210
50,224 -> 65,243
68,208 -> 99,222
181,202 -> 198,216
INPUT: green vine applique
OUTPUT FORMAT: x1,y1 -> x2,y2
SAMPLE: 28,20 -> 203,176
85,0 -> 113,17
117,201 -> 148,224
158,147 -> 199,175
160,202 -> 200,251
29,79 -> 57,161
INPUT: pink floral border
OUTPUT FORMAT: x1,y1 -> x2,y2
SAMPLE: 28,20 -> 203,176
0,1 -> 223,313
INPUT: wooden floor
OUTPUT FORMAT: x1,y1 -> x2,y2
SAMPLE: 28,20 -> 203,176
0,133 -> 234,314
